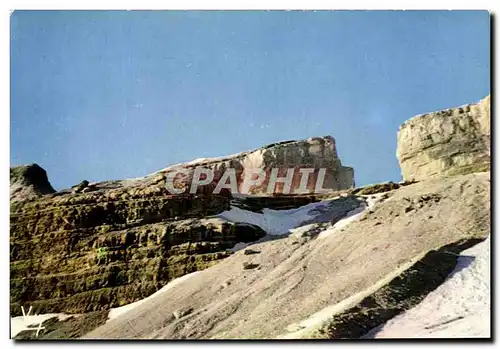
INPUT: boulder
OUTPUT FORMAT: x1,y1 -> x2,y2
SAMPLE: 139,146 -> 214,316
397,95 -> 490,181
10,164 -> 56,203
72,180 -> 90,193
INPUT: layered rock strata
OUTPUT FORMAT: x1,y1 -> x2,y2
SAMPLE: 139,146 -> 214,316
10,176 -> 265,316
158,136 -> 354,195
11,135 -> 353,316
397,95 -> 490,181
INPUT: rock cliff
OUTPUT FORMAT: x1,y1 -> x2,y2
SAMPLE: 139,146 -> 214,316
10,164 -> 56,203
11,115 -> 491,339
397,95 -> 490,181
10,135 -> 353,317
158,135 -> 354,195
84,172 -> 490,339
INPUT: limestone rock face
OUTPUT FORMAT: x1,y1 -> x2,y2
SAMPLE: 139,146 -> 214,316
84,172 -> 490,340
10,164 -> 56,202
11,135 -> 352,317
159,136 -> 354,195
10,168 -> 266,316
397,95 -> 490,181
10,136 -> 352,316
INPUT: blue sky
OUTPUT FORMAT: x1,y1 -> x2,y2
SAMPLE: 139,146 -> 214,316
11,10 -> 490,189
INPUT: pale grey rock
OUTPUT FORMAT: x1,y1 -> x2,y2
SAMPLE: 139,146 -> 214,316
397,95 -> 490,181
84,172 -> 490,339
157,135 -> 354,195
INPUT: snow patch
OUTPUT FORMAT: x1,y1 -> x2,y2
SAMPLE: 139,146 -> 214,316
280,254 -> 421,339
317,193 -> 385,240
229,242 -> 250,253
218,200 -> 332,235
365,237 -> 490,338
289,223 -> 321,236
11,313 -> 73,338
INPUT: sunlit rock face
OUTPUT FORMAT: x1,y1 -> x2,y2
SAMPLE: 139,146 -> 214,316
159,136 -> 355,195
397,95 -> 490,181
10,135 -> 352,317
10,164 -> 56,203
10,168 -> 266,316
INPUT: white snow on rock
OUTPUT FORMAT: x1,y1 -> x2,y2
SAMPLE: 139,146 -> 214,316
365,237 -> 490,338
280,255 -> 420,339
317,193 -> 385,240
151,152 -> 245,175
11,272 -> 203,336
220,193 -> 386,238
107,271 -> 200,322
218,200 -> 332,235
11,272 -> 204,336
11,313 -> 73,338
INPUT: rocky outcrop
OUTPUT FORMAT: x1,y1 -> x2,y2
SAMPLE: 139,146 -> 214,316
10,169 -> 266,316
14,310 -> 110,340
10,164 -> 56,203
10,135 -> 353,317
312,238 -> 483,339
397,95 -> 490,181
158,136 -> 354,195
11,124 -> 491,339
84,172 -> 490,339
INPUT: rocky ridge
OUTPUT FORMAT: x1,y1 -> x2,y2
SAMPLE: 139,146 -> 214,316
10,180 -> 267,316
10,135 -> 352,317
11,95 -> 491,339
397,95 -> 490,181
10,164 -> 56,203
156,135 -> 355,195
84,172 -> 490,339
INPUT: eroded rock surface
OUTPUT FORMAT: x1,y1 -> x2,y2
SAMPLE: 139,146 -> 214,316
10,177 -> 265,316
10,164 -> 56,203
84,172 -> 490,339
10,135 -> 352,318
157,135 -> 354,195
397,95 -> 490,181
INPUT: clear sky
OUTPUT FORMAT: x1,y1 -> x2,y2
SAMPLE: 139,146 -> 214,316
11,10 -> 490,190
